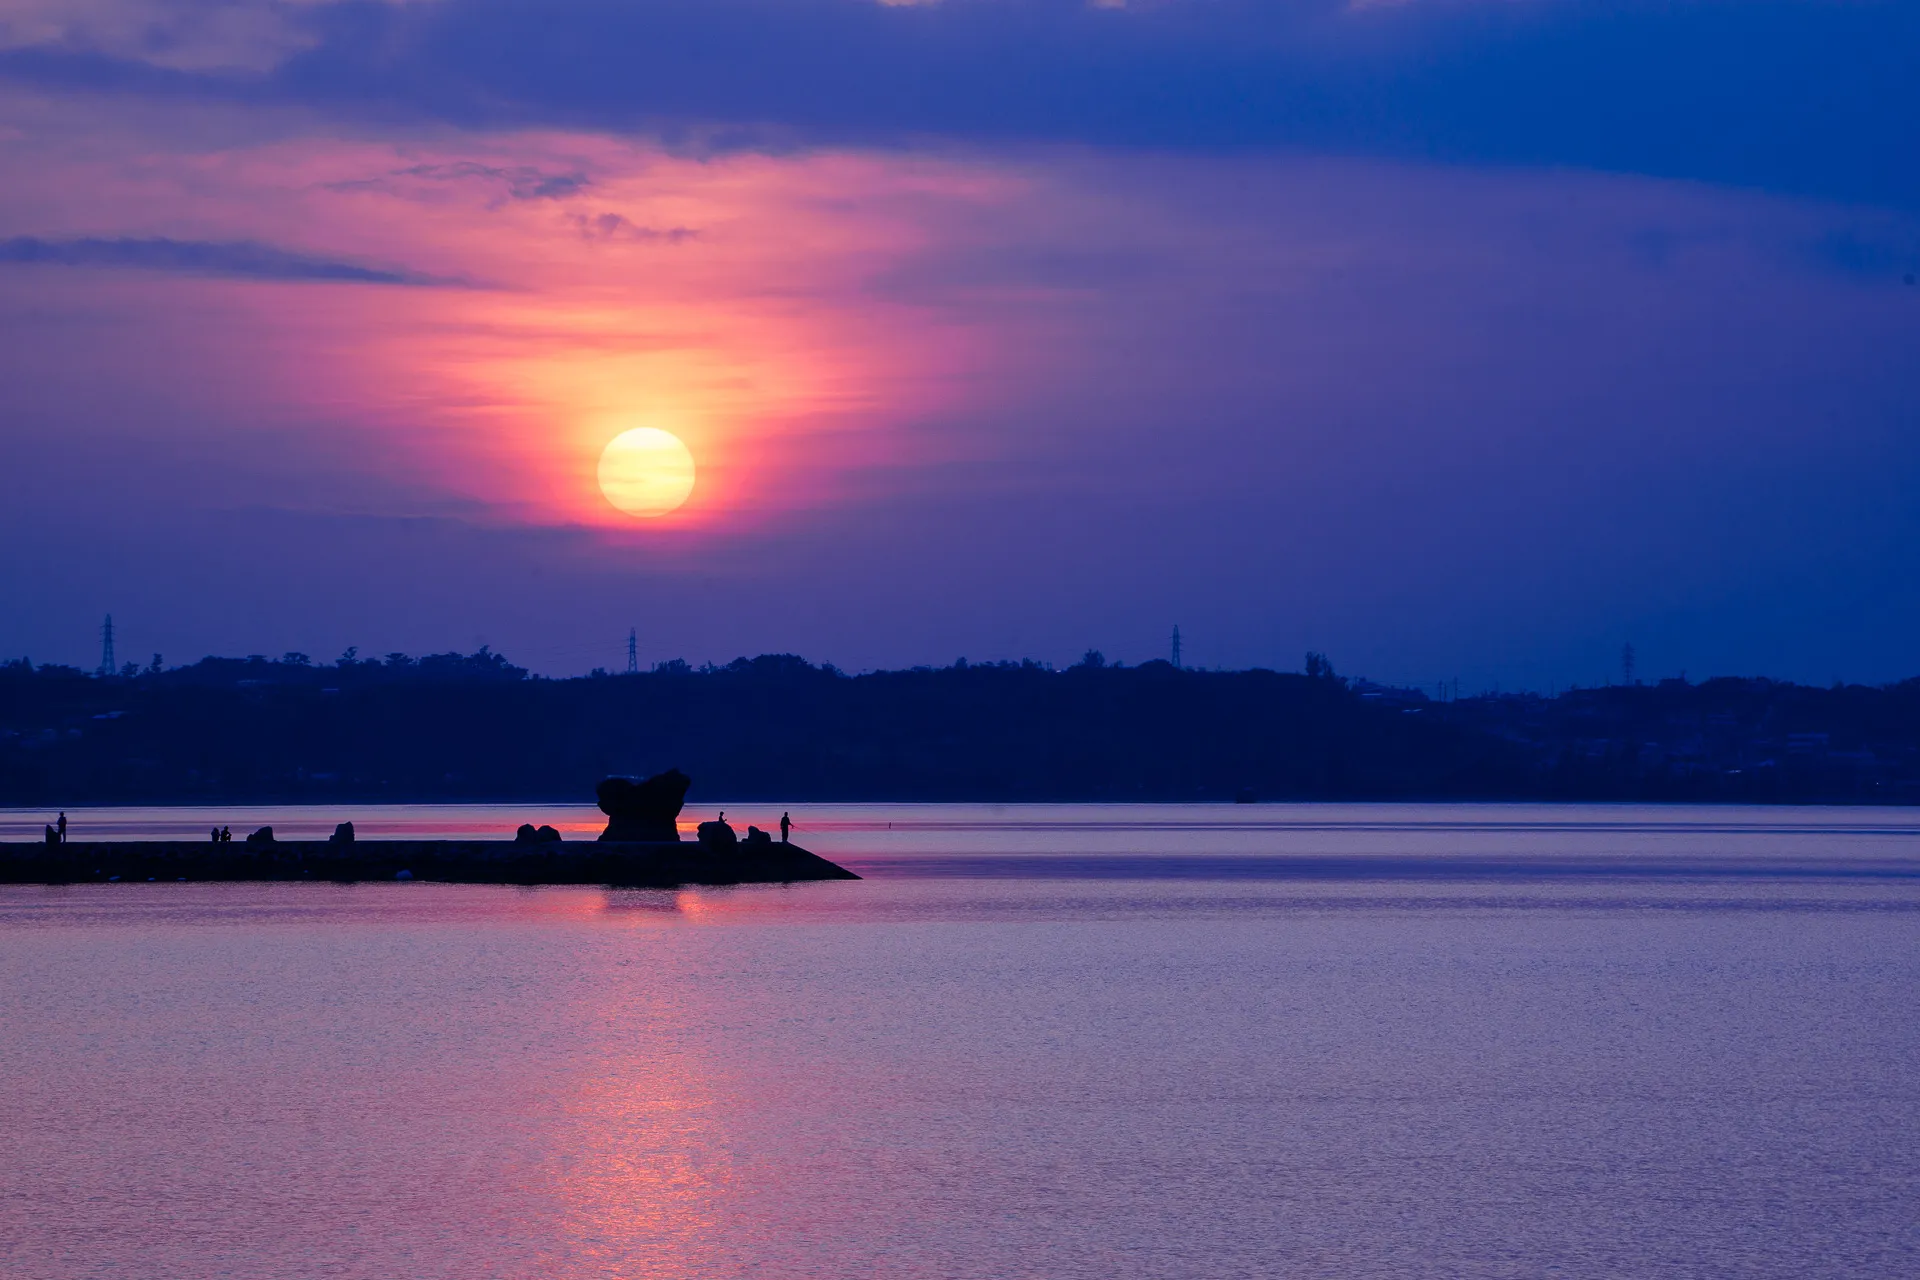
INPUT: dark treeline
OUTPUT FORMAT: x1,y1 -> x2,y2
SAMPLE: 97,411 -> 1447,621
4,648 -> 1919,804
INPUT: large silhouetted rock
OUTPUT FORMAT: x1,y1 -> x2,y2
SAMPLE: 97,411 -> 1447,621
597,770 -> 690,842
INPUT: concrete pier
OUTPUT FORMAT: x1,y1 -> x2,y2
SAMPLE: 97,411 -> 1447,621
0,839 -> 860,888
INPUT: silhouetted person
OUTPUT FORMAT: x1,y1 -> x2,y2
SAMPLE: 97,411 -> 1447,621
211,827 -> 220,844
780,812 -> 792,843
220,826 -> 231,844
56,812 -> 67,843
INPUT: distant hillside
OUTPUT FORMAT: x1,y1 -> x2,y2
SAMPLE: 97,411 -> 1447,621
3,650 -> 1917,805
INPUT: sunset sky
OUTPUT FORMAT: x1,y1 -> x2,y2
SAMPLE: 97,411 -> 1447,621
2,0 -> 1917,687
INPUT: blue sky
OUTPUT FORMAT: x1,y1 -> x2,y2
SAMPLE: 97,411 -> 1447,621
1,0 -> 1916,686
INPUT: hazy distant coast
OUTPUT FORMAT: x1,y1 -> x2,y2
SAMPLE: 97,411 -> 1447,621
4,650 -> 1918,806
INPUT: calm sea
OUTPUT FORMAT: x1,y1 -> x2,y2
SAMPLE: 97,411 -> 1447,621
3,804 -> 1918,1278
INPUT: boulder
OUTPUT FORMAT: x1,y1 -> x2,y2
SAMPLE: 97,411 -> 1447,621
696,819 -> 737,847
535,825 -> 562,843
596,770 -> 691,842
515,823 -> 564,844
744,825 -> 773,846
246,826 -> 275,846
330,821 -> 355,843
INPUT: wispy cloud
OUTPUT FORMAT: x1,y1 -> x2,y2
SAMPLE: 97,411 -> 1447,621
0,236 -> 457,285
327,162 -> 589,207
1808,229 -> 1920,284
570,212 -> 698,243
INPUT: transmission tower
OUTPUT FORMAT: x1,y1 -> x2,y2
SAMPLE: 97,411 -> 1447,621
627,628 -> 639,675
98,614 -> 116,677
1171,625 -> 1182,670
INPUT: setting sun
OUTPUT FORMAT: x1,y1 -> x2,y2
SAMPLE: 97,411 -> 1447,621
597,427 -> 696,517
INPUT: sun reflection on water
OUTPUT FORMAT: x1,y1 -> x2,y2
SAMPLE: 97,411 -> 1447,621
528,927 -> 740,1275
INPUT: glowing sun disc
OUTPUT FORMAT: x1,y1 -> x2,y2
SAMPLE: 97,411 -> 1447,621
598,428 -> 696,517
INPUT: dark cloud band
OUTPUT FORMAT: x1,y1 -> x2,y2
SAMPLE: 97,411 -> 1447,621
0,236 -> 451,286
2,0 -> 1915,209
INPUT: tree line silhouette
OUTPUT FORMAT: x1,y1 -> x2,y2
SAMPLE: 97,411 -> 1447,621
3,649 -> 1917,804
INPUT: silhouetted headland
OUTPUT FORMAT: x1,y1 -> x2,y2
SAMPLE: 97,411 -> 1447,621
0,771 -> 860,887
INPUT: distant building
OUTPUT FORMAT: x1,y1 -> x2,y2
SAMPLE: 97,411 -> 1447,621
1351,680 -> 1430,709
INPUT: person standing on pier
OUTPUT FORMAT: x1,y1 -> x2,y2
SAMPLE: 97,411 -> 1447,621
56,812 -> 66,843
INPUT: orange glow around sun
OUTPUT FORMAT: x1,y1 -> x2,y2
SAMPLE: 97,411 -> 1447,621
154,137 -> 1029,536
0,116 -> 1049,539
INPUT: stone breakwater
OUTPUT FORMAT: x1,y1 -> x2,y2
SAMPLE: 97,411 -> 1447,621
0,840 -> 860,888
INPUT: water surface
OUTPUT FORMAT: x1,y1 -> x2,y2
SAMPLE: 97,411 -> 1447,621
3,805 -> 1917,1277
